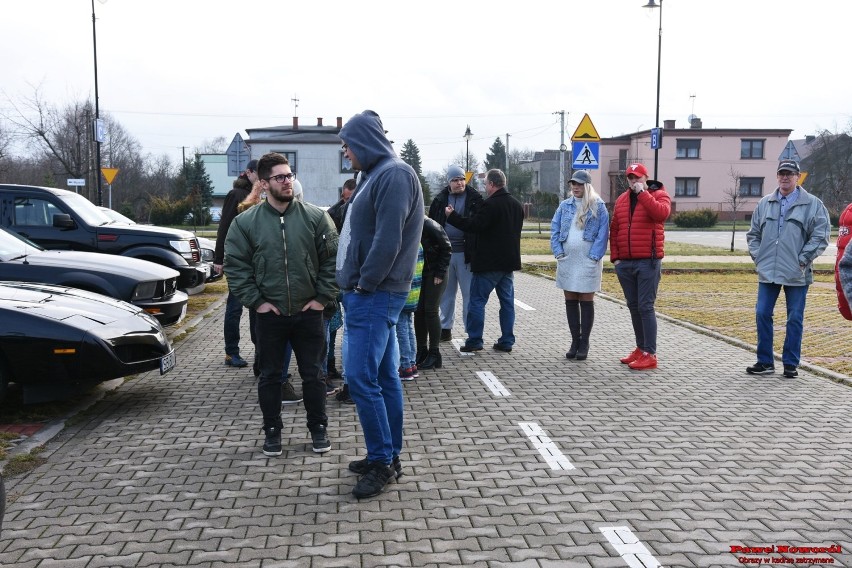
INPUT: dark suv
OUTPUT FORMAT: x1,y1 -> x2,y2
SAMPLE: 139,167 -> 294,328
0,185 -> 211,294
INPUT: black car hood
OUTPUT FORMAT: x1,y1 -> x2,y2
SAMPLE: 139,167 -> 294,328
7,250 -> 179,280
0,281 -> 142,327
98,224 -> 196,240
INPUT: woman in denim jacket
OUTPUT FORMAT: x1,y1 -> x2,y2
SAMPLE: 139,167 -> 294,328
549,171 -> 609,360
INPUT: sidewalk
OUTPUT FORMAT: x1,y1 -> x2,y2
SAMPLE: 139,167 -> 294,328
1,272 -> 850,567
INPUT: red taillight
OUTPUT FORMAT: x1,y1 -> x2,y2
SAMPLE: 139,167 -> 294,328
97,234 -> 119,242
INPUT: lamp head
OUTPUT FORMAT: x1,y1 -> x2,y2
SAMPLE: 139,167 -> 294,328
643,0 -> 659,8
463,125 -> 473,142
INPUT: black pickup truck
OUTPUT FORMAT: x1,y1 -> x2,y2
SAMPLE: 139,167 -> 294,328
0,185 -> 211,294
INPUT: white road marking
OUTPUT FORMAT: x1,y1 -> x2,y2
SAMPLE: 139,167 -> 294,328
517,422 -> 575,470
476,371 -> 510,396
599,526 -> 662,568
514,299 -> 535,311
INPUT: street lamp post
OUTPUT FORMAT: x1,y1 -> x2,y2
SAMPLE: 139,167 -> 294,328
463,125 -> 473,173
644,0 -> 662,180
91,0 -> 108,206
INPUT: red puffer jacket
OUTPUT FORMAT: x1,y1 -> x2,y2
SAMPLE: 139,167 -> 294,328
835,202 -> 852,320
609,183 -> 672,261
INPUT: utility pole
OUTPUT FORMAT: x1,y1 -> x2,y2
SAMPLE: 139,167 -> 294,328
91,0 -> 104,206
555,110 -> 566,199
505,133 -> 511,186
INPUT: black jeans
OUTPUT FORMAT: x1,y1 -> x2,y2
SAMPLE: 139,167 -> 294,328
415,268 -> 449,351
255,308 -> 327,431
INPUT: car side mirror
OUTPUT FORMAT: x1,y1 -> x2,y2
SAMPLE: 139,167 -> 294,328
53,213 -> 76,229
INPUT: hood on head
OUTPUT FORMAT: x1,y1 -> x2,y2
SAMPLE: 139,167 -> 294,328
339,110 -> 395,172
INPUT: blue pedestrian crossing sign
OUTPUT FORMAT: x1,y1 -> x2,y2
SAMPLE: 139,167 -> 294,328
572,142 -> 600,170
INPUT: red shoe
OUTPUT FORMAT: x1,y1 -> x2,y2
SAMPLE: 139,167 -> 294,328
628,352 -> 657,370
620,347 -> 643,364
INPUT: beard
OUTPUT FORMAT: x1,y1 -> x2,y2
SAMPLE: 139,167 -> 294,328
269,186 -> 294,203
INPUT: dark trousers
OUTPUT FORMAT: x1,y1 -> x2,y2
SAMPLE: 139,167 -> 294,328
414,268 -> 448,351
224,292 -> 244,357
255,309 -> 327,431
615,258 -> 662,354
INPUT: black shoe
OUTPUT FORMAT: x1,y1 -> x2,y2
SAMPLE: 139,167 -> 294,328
351,461 -> 395,499
418,351 -> 442,369
262,426 -> 282,457
281,382 -> 303,405
225,354 -> 248,368
335,384 -> 355,404
565,338 -> 579,359
415,347 -> 429,366
440,329 -> 453,342
492,343 -> 512,353
746,362 -> 775,375
782,364 -> 798,378
459,344 -> 482,353
349,455 -> 403,479
575,339 -> 589,361
311,425 -> 331,453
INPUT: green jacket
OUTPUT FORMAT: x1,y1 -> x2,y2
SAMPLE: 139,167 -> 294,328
224,199 -> 339,315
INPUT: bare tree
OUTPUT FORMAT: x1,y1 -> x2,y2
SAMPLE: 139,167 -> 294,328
194,136 -> 227,155
723,166 -> 749,252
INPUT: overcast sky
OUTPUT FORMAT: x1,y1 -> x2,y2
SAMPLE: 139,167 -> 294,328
3,0 -> 850,175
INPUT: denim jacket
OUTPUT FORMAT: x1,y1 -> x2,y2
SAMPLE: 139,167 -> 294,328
550,197 -> 609,261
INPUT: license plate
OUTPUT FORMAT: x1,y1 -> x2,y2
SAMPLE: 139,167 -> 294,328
160,349 -> 176,375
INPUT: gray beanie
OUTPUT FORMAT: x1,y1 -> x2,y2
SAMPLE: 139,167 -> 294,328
446,165 -> 465,181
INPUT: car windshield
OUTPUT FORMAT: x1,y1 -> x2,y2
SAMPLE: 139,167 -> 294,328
98,207 -> 135,225
58,193 -> 114,226
0,227 -> 44,260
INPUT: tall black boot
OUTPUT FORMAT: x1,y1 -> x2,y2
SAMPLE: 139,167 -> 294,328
564,299 -> 581,359
576,301 -> 595,360
415,347 -> 428,366
419,348 -> 442,370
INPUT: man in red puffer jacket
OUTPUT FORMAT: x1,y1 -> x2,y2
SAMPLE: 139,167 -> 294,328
610,162 -> 672,370
835,201 -> 852,320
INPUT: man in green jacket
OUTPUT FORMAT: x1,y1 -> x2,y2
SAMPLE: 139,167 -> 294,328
224,152 -> 339,456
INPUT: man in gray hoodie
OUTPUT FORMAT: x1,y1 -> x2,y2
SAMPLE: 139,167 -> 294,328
336,110 -> 424,499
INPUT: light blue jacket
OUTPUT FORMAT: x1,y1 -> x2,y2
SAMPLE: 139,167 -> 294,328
746,187 -> 830,286
550,197 -> 609,261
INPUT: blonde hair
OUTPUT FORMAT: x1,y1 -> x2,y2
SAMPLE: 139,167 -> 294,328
238,180 -> 263,213
573,183 -> 601,230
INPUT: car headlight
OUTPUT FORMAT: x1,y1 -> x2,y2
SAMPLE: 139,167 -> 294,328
132,281 -> 158,301
169,239 -> 195,261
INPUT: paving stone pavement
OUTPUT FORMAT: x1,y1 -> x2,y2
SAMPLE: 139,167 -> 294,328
1,272 -> 850,568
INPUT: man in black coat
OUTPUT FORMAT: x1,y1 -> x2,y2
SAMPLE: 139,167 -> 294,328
428,165 -> 485,342
444,169 -> 524,353
214,159 -> 257,367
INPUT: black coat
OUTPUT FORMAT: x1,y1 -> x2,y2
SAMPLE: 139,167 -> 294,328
445,187 -> 524,273
427,185 -> 485,264
214,176 -> 252,265
421,217 -> 452,279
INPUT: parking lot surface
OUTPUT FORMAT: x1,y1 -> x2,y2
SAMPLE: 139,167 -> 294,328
1,272 -> 850,567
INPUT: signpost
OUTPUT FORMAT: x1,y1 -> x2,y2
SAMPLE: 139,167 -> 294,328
67,178 -> 86,193
226,133 -> 251,176
570,114 -> 601,171
101,168 -> 120,209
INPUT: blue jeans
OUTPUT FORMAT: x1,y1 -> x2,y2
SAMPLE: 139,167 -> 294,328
255,309 -> 327,432
342,290 -> 407,465
615,259 -> 661,354
224,292 -> 244,357
756,282 -> 808,367
465,271 -> 515,349
395,310 -> 416,369
439,252 -> 474,332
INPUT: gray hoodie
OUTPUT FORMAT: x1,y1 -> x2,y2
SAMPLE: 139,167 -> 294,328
335,111 -> 424,293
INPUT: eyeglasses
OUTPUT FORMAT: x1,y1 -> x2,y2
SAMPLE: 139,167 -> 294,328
450,177 -> 465,183
777,171 -> 798,178
267,173 -> 296,183
341,143 -> 349,150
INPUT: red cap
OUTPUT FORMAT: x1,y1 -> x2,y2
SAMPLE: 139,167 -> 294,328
626,163 -> 649,178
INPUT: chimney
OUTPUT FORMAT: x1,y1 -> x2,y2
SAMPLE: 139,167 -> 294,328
690,117 -> 702,129
805,135 -> 816,144
292,117 -> 299,129
317,117 -> 323,127
663,119 -> 676,129
337,117 -> 343,128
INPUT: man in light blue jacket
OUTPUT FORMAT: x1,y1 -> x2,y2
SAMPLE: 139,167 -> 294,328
745,160 -> 830,379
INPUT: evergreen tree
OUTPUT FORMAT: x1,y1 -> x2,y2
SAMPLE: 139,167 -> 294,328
484,137 -> 507,172
174,154 -> 214,207
400,139 -> 431,204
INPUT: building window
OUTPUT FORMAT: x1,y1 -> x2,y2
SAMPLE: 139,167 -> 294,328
340,152 -> 355,174
676,139 -> 701,159
675,178 -> 699,197
740,139 -> 765,159
272,150 -> 297,171
738,177 -> 764,197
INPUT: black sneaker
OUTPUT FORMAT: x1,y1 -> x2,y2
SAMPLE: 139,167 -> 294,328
281,382 -> 303,405
348,455 -> 403,479
335,384 -> 354,404
459,344 -> 483,353
440,329 -> 452,342
492,342 -> 512,352
746,362 -> 775,375
351,461 -> 395,499
782,364 -> 798,378
311,425 -> 331,453
262,427 -> 282,457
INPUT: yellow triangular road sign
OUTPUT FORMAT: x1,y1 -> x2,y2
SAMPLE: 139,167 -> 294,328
101,167 -> 120,185
571,114 -> 601,142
